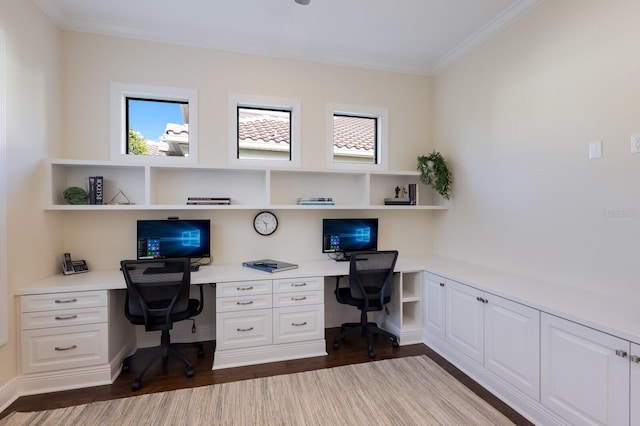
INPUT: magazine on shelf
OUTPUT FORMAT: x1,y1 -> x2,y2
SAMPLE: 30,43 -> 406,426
242,259 -> 299,273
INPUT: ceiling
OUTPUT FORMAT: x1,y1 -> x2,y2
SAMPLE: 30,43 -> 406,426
33,0 -> 542,75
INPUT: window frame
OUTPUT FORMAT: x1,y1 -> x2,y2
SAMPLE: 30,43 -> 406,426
228,93 -> 301,168
110,82 -> 198,164
327,103 -> 389,171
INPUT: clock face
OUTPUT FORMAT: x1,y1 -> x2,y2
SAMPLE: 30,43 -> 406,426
253,211 -> 278,236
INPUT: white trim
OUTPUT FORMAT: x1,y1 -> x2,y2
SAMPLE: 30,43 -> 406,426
430,0 -> 544,74
326,103 -> 389,171
109,82 -> 198,164
0,31 -> 7,346
228,93 -> 301,168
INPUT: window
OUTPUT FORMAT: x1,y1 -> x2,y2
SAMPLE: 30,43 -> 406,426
327,104 -> 388,170
110,82 -> 198,164
229,94 -> 301,167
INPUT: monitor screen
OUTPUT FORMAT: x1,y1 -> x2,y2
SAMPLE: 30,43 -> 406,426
137,219 -> 211,260
322,218 -> 378,258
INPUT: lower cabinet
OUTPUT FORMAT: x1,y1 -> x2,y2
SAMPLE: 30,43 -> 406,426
425,275 -> 540,401
541,313 -> 632,426
214,276 -> 326,369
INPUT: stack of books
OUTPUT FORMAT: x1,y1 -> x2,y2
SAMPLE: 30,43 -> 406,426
88,176 -> 103,205
186,197 -> 231,205
297,197 -> 335,206
242,259 -> 299,273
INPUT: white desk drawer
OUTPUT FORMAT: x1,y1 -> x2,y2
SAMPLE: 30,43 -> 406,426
21,307 -> 108,330
273,290 -> 323,308
273,305 -> 324,345
21,291 -> 107,313
216,280 -> 272,298
273,276 -> 323,293
216,294 -> 272,313
21,323 -> 108,374
216,309 -> 273,351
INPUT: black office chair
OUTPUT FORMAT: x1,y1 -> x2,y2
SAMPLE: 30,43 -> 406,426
120,258 -> 204,391
332,250 -> 400,358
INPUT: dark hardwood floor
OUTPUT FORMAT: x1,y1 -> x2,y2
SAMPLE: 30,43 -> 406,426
1,328 -> 533,425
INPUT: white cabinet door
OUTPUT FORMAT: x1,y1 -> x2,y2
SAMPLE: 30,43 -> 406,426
631,343 -> 640,426
445,279 -> 484,364
424,273 -> 446,340
541,313 -> 629,426
484,294 -> 540,401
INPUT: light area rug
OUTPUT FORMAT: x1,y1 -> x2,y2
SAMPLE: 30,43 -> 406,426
1,356 -> 514,425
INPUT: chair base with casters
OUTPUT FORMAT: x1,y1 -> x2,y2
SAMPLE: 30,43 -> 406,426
122,328 -> 205,391
332,303 -> 400,359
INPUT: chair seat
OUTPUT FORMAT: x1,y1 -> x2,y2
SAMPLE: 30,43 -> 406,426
335,287 -> 390,310
127,298 -> 201,330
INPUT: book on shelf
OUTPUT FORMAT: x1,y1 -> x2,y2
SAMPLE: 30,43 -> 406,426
87,176 -> 103,205
242,259 -> 299,273
186,197 -> 231,205
384,197 -> 411,205
408,183 -> 418,205
297,197 -> 334,206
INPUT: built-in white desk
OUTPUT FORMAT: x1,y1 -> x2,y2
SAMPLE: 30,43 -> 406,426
13,256 -> 430,395
13,255 -> 640,425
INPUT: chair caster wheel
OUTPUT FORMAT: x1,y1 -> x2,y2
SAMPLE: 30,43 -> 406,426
186,368 -> 194,378
198,348 -> 205,358
131,381 -> 141,391
392,340 -> 399,348
368,350 -> 376,359
333,342 -> 340,349
122,363 -> 130,373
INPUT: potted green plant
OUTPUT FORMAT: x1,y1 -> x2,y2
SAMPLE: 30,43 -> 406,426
417,151 -> 453,200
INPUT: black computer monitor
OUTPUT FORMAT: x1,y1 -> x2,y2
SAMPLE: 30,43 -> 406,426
136,219 -> 211,260
322,218 -> 378,261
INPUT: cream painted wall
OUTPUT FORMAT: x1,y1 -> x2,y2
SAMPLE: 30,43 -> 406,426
433,0 -> 640,297
0,1 -> 63,386
60,32 -> 436,270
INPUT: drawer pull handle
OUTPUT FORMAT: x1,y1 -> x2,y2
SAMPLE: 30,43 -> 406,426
439,282 -> 445,287
236,301 -> 254,306
54,345 -> 77,351
237,327 -> 254,332
630,355 -> 640,363
54,315 -> 78,320
291,321 -> 307,327
291,282 -> 307,287
237,286 -> 254,291
55,298 -> 78,304
291,296 -> 307,301
615,349 -> 628,358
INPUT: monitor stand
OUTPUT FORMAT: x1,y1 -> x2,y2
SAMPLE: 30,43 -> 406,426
334,252 -> 350,262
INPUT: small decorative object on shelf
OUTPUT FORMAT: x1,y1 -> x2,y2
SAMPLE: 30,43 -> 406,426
107,189 -> 134,205
417,151 -> 453,200
297,197 -> 334,206
186,197 -> 231,205
385,184 -> 417,205
62,186 -> 88,205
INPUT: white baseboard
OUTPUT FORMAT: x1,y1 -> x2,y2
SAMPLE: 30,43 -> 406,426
0,377 -> 19,415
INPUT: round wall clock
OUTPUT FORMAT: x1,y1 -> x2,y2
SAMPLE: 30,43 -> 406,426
253,211 -> 278,236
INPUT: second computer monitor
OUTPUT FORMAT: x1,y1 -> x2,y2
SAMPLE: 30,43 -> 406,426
322,218 -> 378,261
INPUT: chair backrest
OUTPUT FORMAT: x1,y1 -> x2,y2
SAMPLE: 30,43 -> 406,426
120,258 -> 191,330
348,250 -> 398,308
